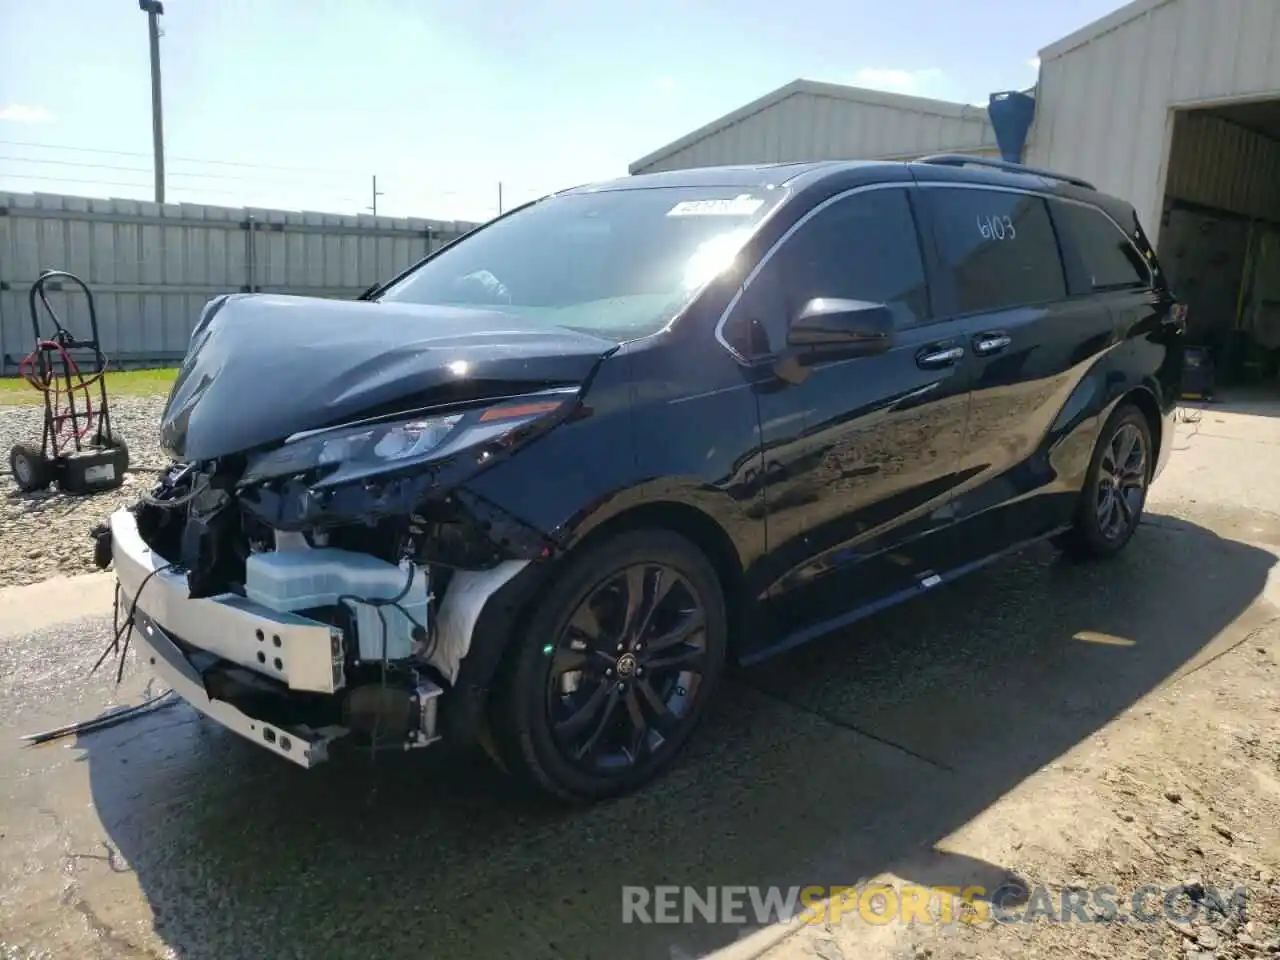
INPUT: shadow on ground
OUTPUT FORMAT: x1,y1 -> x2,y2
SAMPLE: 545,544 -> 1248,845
65,514 -> 1276,959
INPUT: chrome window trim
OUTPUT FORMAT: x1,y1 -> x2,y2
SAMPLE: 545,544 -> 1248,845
712,178 -> 1155,365
713,182 -> 908,364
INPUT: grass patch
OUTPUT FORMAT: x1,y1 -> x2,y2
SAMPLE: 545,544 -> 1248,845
0,367 -> 178,405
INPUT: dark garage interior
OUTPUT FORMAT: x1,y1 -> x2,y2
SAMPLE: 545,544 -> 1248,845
1158,98 -> 1280,398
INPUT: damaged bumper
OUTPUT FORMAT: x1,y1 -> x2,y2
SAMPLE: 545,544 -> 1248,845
112,507 -> 352,765
129,607 -> 344,767
112,507 -> 346,694
109,505 -> 533,767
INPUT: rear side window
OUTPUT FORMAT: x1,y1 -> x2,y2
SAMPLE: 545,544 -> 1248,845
1052,201 -> 1151,291
922,188 -> 1066,314
767,187 -> 930,328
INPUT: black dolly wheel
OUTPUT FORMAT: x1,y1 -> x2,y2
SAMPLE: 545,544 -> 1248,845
1060,403 -> 1152,560
489,528 -> 727,801
8,443 -> 52,493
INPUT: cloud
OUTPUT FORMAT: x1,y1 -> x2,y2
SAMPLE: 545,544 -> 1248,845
0,104 -> 55,124
1027,57 -> 1041,70
656,77 -> 676,93
850,67 -> 946,96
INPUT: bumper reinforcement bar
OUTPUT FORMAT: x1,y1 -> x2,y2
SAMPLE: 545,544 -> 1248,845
132,607 -> 347,768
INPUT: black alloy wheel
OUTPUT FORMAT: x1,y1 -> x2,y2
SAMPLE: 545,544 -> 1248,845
1094,420 -> 1147,541
489,529 -> 727,801
1060,403 -> 1152,560
547,562 -> 708,773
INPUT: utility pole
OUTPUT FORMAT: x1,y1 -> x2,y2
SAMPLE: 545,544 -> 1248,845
370,175 -> 384,215
497,181 -> 503,216
139,1 -> 166,203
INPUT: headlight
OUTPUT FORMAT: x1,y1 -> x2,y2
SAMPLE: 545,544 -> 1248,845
241,390 -> 576,486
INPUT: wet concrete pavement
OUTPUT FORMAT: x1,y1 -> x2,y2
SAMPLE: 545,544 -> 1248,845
3,403 -> 1280,960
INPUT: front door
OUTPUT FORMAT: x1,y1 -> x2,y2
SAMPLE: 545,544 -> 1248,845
726,184 -> 974,649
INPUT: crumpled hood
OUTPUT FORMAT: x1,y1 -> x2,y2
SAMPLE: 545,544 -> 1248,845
160,294 -> 616,462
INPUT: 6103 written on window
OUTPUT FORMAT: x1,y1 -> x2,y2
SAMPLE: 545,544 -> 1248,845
977,215 -> 1017,240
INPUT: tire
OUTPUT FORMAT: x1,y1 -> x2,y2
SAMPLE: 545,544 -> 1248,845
1059,403 -> 1153,560
488,528 -> 728,802
8,443 -> 52,493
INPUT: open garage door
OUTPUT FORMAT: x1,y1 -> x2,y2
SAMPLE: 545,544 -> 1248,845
1157,99 -> 1280,395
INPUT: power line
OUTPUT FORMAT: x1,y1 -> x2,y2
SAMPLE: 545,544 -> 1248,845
0,171 -> 487,211
0,161 -> 500,207
0,138 -> 369,176
0,140 -> 568,198
0,142 -> 569,204
0,154 -> 364,187
0,170 -> 363,203
0,172 -> 173,191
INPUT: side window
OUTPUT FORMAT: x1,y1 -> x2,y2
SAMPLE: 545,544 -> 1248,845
1052,201 -> 1151,291
766,187 -> 931,330
923,188 -> 1066,314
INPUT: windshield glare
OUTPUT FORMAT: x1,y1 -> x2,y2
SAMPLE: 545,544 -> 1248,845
377,186 -> 785,340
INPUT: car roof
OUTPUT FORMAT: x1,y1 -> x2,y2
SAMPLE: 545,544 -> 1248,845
556,157 -> 1114,207
560,160 -> 889,194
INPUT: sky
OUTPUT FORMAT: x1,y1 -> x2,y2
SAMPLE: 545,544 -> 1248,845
0,0 -> 1126,222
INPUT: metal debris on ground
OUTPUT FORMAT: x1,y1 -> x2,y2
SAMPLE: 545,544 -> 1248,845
20,691 -> 178,746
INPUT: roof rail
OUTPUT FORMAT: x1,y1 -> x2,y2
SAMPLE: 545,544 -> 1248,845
915,153 -> 1096,191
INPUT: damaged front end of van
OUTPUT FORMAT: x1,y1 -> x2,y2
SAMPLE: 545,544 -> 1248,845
95,291 -> 617,766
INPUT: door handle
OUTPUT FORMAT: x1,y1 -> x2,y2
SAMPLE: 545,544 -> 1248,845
972,333 -> 1012,356
915,345 -> 964,369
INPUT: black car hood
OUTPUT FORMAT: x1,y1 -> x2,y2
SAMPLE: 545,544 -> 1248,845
160,294 -> 616,462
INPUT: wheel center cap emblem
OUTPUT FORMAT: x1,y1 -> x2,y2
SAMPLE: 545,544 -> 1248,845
616,653 -> 637,678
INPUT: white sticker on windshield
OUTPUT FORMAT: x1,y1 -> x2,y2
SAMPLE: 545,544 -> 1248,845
666,195 -> 765,217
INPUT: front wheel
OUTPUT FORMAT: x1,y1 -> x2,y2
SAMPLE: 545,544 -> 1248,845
489,529 -> 727,802
1059,403 -> 1152,560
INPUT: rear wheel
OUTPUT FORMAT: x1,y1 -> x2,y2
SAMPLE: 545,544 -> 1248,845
489,529 -> 727,801
8,443 -> 52,493
1059,403 -> 1152,560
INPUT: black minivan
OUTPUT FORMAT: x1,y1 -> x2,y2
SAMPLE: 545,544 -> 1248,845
105,154 -> 1185,801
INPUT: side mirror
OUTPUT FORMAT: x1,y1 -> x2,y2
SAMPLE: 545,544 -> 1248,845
787,298 -> 895,355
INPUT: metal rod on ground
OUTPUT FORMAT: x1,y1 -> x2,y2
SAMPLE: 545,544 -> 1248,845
20,691 -> 179,746
139,1 -> 166,204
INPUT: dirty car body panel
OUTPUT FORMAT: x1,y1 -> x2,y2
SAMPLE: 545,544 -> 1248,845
101,157 -> 1184,800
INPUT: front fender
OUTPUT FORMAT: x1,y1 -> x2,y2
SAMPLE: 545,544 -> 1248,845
557,474 -> 762,559
440,473 -> 763,744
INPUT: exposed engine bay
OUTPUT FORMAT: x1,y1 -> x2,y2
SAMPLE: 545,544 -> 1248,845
101,415 -> 565,765
112,440 -> 563,762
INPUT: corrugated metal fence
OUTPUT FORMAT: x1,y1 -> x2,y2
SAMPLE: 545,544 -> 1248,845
0,191 -> 481,373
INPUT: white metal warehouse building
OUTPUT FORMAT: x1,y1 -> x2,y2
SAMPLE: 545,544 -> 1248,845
631,0 -> 1280,384
628,81 -> 1002,173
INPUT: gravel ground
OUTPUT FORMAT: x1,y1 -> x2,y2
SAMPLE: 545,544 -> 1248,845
0,395 -> 170,588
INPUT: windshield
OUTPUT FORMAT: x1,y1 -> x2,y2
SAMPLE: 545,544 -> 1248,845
376,185 -> 786,340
